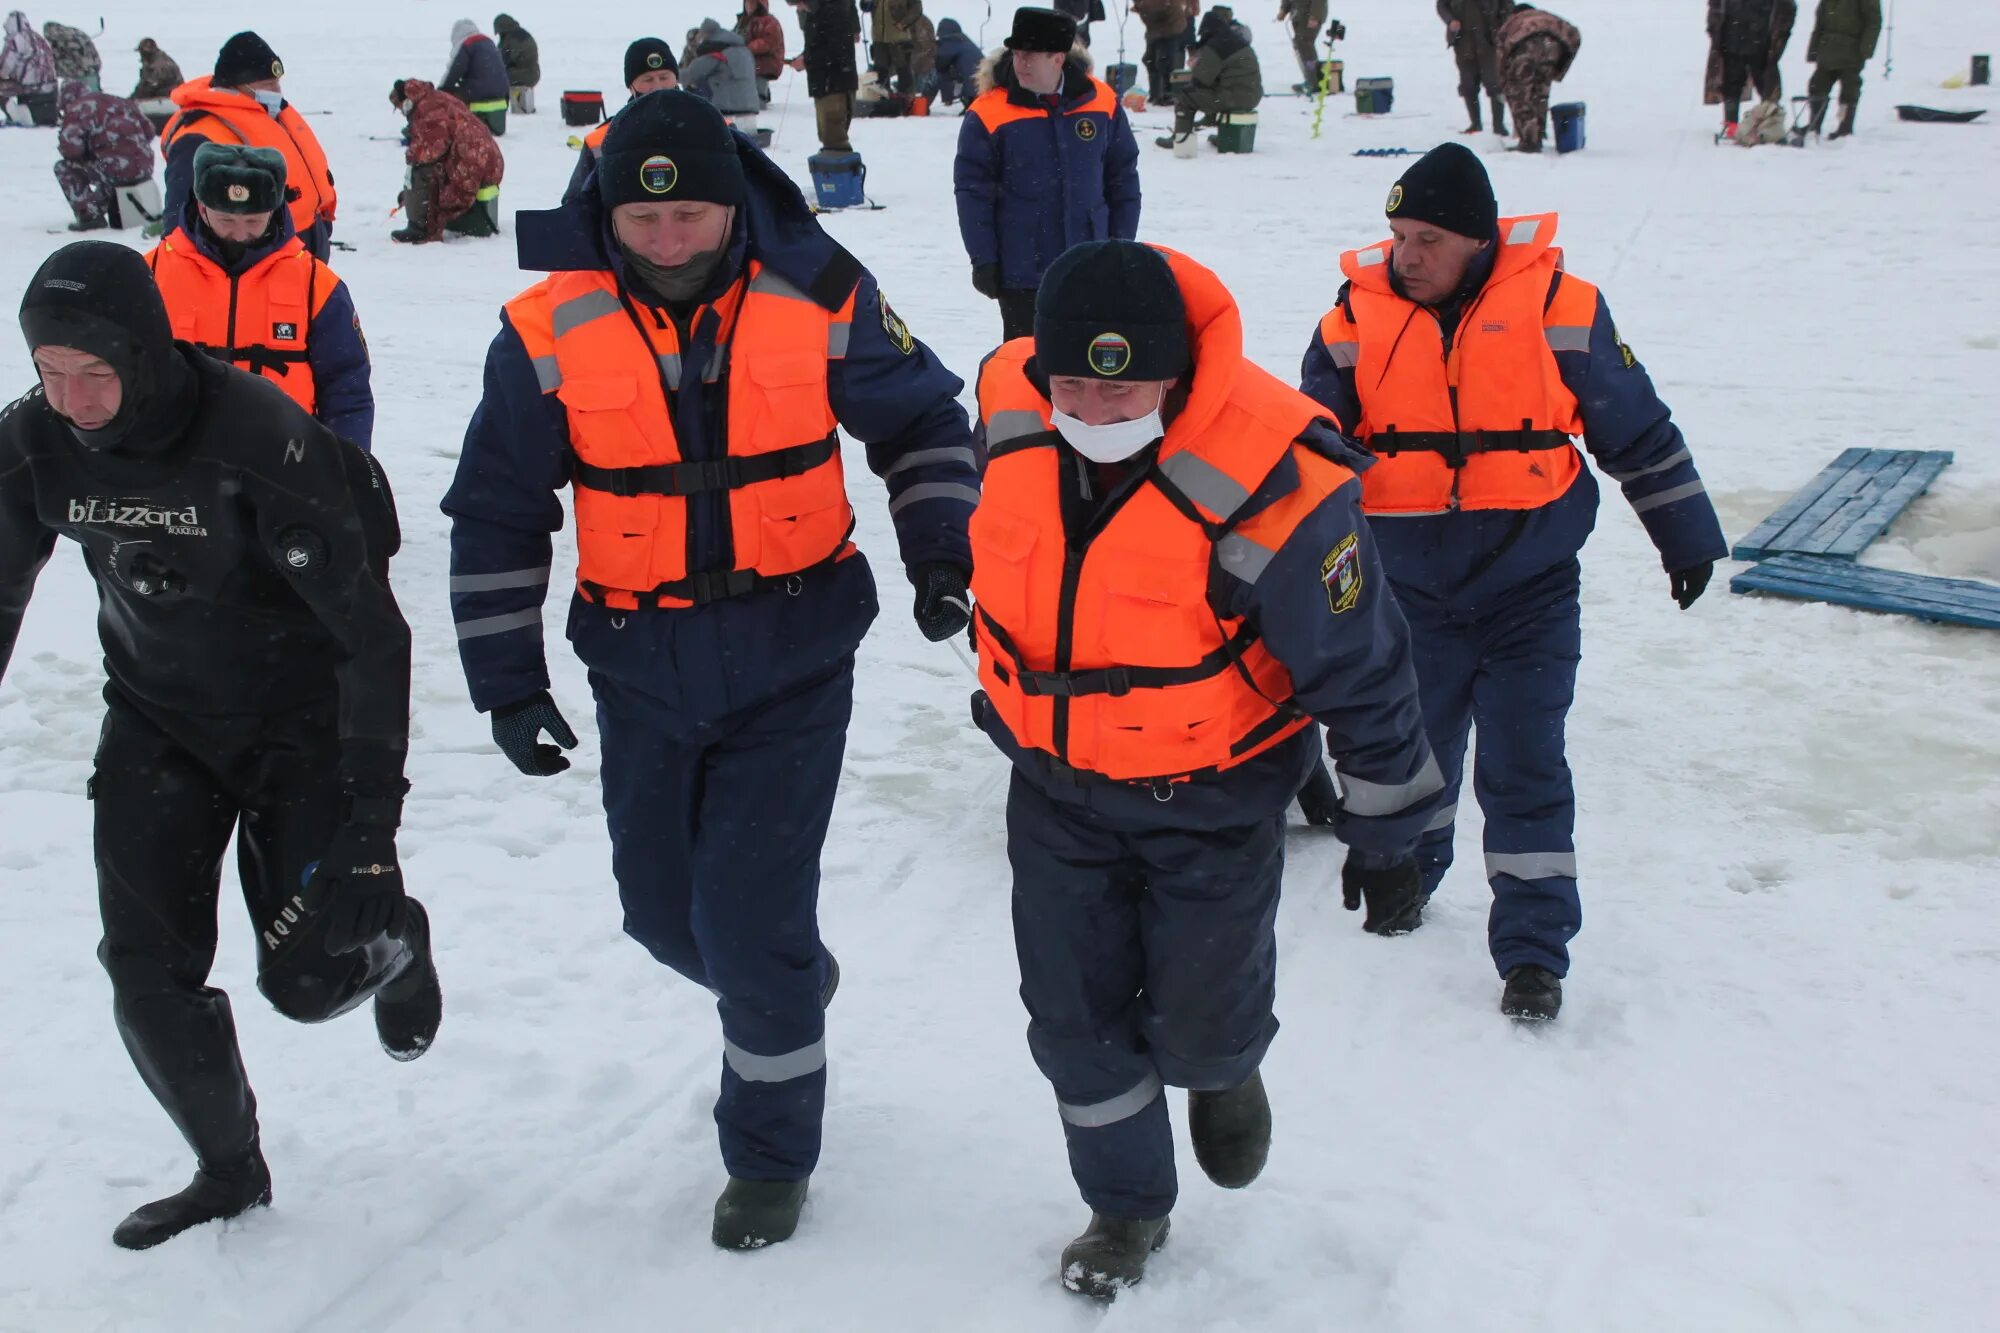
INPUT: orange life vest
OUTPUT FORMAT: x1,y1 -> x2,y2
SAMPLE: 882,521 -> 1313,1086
1317,213 -> 1599,516
161,78 -> 339,237
505,262 -> 859,611
145,227 -> 335,415
584,119 -> 610,155
968,76 -> 1118,133
971,247 -> 1351,786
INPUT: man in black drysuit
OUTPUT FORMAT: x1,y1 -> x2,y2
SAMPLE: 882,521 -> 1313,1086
0,241 -> 441,1251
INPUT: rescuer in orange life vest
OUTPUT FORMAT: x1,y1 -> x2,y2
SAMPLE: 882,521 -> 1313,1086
444,90 -> 980,1252
969,239 -> 1446,1299
1300,142 -> 1729,1022
146,143 -> 374,450
157,31 -> 339,261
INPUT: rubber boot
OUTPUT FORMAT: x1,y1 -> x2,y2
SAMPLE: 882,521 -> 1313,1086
1722,94 -> 1741,133
392,167 -> 432,243
1501,965 -> 1563,1022
713,1177 -> 810,1249
1461,93 -> 1482,134
1491,94 -> 1508,135
106,961 -> 263,1179
1829,98 -> 1857,139
112,1150 -> 271,1250
1188,1069 -> 1271,1188
374,900 -> 442,1062
1060,1214 -> 1171,1299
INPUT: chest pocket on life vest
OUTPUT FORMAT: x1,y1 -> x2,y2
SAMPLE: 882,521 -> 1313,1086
733,349 -> 847,576
560,374 -> 664,592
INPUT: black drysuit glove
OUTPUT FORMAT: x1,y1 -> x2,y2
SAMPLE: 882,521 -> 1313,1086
971,263 -> 1002,300
492,690 -> 579,776
911,562 -> 972,642
313,796 -> 408,955
1341,850 -> 1424,936
1670,560 -> 1714,610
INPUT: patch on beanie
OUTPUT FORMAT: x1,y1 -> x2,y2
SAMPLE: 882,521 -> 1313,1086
640,155 -> 678,195
1385,183 -> 1404,214
1087,332 -> 1131,377
647,51 -> 666,69
270,58 -> 284,77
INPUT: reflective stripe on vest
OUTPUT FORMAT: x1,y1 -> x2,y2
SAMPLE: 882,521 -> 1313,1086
970,249 -> 1339,786
504,262 -> 857,611
162,77 -> 338,237
146,229 -> 328,415
969,76 -> 1118,133
1326,212 -> 1589,516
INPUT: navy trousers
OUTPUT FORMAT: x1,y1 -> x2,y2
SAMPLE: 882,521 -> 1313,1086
1007,771 -> 1283,1220
1404,558 -> 1584,977
592,659 -> 849,1182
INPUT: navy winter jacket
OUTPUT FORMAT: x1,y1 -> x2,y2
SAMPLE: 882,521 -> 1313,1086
954,55 -> 1141,291
443,134 -> 980,720
442,34 -> 511,105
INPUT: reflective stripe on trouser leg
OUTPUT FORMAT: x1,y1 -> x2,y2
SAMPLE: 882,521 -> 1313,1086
1470,562 -> 1583,977
1007,772 -> 1177,1219
1402,607 -> 1478,900
696,666 -> 853,1181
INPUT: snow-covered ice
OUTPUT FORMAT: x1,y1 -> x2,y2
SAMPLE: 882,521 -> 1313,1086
1,1 -> 1996,1329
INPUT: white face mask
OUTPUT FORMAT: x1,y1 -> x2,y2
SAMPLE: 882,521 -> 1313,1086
252,89 -> 284,115
1051,392 -> 1167,464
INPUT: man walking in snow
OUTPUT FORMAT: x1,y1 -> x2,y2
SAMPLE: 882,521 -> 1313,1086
147,144 -> 374,447
444,90 -> 979,1253
971,239 -> 1443,1297
956,7 -> 1141,342
0,240 -> 439,1251
1300,144 -> 1728,1021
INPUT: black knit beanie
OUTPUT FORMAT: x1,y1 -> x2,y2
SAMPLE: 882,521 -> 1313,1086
624,37 -> 680,88
598,90 -> 745,209
1385,142 -> 1497,240
1034,241 -> 1190,381
214,31 -> 284,87
193,143 -> 288,215
20,242 -> 186,448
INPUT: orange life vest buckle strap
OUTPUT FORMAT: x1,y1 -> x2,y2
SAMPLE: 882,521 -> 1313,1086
572,437 -> 838,498
1376,423 -> 1572,470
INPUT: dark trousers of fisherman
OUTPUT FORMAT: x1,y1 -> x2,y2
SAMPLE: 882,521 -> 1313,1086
1402,559 -> 1583,978
1719,49 -> 1779,123
997,288 -> 1038,344
592,653 -> 848,1182
1144,34 -> 1189,104
1008,772 -> 1282,1220
93,685 -> 417,1170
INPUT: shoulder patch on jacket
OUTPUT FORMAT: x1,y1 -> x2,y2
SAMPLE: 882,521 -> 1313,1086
880,299 -> 914,354
1612,326 -> 1636,369
1321,531 -> 1361,614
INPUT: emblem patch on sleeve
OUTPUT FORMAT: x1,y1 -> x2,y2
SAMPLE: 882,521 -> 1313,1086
275,525 -> 330,581
1612,326 -> 1637,369
1321,532 -> 1362,614
880,299 -> 915,355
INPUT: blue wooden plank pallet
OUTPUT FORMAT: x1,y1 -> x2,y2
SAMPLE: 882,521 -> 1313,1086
1732,448 -> 1954,562
1730,554 -> 2000,631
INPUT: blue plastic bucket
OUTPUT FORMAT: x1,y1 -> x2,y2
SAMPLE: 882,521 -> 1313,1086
1552,102 -> 1586,153
807,152 -> 866,209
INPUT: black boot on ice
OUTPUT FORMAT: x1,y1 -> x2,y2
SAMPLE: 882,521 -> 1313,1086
1501,965 -> 1563,1022
1060,1213 -> 1171,1299
112,1152 -> 271,1250
713,1177 -> 809,1249
375,900 -> 442,1062
1189,1069 -> 1272,1188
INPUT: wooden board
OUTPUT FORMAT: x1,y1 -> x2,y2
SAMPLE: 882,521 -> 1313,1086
1729,554 -> 2000,631
1732,449 -> 1954,562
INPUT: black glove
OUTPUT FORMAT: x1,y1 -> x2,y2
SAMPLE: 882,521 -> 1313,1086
1296,759 -> 1340,828
1341,852 -> 1424,936
312,796 -> 408,955
1670,560 -> 1714,610
492,691 -> 579,776
971,263 -> 1002,300
911,563 -> 972,642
